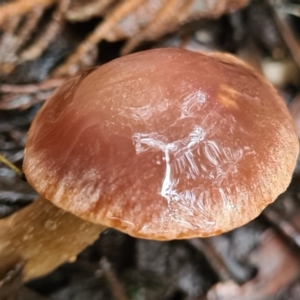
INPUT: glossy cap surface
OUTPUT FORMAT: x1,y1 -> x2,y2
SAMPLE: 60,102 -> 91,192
23,48 -> 299,240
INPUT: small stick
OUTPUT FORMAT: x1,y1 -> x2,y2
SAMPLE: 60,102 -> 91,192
0,0 -> 54,26
188,238 -> 232,282
263,207 -> 300,247
269,1 -> 300,69
53,0 -> 144,76
0,153 -> 24,178
100,257 -> 128,300
16,6 -> 44,51
65,0 -> 114,22
0,78 -> 64,94
20,0 -> 70,62
122,0 -> 195,55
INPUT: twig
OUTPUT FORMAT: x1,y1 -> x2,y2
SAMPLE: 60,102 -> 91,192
0,78 -> 64,94
16,6 -> 44,51
122,0 -> 196,55
0,153 -> 24,178
20,0 -> 71,62
0,5 -> 45,75
0,0 -> 54,26
188,238 -> 232,282
65,0 -> 114,22
53,0 -> 145,76
263,207 -> 300,248
0,79 -> 64,110
269,1 -> 300,69
99,257 -> 128,300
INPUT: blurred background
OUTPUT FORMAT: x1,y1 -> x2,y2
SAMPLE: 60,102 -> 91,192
1,0 -> 300,299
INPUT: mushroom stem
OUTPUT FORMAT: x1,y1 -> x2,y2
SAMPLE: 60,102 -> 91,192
0,197 -> 105,282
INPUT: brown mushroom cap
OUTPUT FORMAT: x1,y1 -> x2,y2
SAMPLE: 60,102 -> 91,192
23,48 -> 299,240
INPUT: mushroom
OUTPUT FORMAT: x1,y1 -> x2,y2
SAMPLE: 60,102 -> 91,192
0,48 -> 298,282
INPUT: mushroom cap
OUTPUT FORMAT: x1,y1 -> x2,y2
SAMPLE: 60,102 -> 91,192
23,48 -> 299,240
